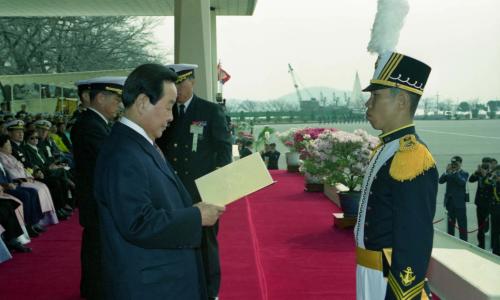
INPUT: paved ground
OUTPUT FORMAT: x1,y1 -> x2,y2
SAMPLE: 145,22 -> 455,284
252,119 -> 500,251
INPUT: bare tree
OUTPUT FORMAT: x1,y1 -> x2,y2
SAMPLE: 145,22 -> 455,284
0,17 -> 166,74
238,100 -> 258,112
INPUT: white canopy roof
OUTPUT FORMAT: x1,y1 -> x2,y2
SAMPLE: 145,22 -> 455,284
0,0 -> 257,16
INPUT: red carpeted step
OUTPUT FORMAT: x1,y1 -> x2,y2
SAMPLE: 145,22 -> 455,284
0,212 -> 82,300
219,170 -> 356,300
0,170 -> 359,300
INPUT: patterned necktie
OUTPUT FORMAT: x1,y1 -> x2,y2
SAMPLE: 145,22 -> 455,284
154,144 -> 166,162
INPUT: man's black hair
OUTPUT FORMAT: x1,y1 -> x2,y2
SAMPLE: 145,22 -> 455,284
123,64 -> 178,108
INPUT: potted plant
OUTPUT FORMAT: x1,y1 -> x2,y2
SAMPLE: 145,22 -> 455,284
277,127 -> 336,173
296,128 -> 337,192
277,128 -> 301,172
305,129 -> 378,214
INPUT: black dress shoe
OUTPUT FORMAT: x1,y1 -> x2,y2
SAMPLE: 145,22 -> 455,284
62,207 -> 73,215
27,226 -> 39,238
6,240 -> 32,253
57,209 -> 69,220
33,224 -> 47,233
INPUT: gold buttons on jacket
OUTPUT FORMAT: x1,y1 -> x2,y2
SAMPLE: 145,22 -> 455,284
174,143 -> 178,148
173,158 -> 178,162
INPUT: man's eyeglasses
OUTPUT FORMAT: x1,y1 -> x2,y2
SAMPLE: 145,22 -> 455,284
29,137 -> 39,140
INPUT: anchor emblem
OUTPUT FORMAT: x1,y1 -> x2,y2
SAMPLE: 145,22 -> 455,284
400,267 -> 416,287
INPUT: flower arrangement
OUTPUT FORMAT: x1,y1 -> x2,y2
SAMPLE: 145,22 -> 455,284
277,127 -> 337,154
236,131 -> 254,144
276,127 -> 299,152
300,129 -> 379,190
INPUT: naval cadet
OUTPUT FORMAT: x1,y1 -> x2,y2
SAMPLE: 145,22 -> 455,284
71,76 -> 126,300
355,52 -> 438,300
157,64 -> 232,300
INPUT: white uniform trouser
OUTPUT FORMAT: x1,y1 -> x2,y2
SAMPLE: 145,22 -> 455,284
356,265 -> 387,300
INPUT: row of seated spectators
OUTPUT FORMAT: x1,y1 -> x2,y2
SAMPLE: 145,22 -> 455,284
0,114 -> 74,261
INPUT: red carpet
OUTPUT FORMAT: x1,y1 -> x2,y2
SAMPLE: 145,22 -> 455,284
218,170 -> 356,300
0,170 -> 356,299
0,213 -> 82,300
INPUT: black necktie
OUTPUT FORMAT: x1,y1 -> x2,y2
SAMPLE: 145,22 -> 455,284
178,104 -> 185,120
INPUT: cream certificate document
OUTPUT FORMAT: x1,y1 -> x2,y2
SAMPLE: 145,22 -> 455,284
195,152 -> 274,206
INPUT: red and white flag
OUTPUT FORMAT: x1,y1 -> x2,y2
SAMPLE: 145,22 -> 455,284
217,63 -> 231,84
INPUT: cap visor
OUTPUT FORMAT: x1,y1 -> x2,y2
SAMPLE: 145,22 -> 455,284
362,83 -> 390,92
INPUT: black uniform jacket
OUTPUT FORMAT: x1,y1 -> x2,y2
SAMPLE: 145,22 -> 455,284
71,109 -> 111,228
157,95 -> 232,202
361,126 -> 438,300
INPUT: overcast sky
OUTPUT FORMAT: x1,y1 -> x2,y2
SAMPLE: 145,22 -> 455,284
154,0 -> 500,102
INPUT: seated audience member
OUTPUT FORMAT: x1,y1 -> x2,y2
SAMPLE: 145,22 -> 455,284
0,134 -> 58,225
6,120 -> 28,165
0,195 -> 31,253
0,156 -> 45,238
55,118 -> 72,152
35,119 -> 74,168
22,129 -> 71,220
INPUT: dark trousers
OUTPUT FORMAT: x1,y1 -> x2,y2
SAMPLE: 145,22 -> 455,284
6,186 -> 43,226
491,205 -> 500,256
81,226 -> 103,300
41,177 -> 68,210
447,207 -> 468,241
0,201 -> 23,241
476,206 -> 490,249
201,221 -> 221,298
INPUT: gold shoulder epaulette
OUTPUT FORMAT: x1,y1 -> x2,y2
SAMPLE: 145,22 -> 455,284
389,134 -> 435,182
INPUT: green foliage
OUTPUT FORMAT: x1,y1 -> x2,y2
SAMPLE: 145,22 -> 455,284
254,126 -> 275,152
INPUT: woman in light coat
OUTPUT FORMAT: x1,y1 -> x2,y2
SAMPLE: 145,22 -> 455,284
0,135 -> 58,225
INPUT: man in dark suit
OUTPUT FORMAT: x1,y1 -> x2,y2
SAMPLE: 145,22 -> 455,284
157,64 -> 232,300
94,64 -> 225,299
71,76 -> 126,299
439,156 -> 470,241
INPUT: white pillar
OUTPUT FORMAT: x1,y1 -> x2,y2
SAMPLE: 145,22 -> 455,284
174,0 -> 213,101
210,7 -> 218,102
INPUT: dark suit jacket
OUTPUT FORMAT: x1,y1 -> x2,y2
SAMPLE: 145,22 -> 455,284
157,95 -> 232,202
38,138 -> 61,163
10,141 -> 28,166
469,172 -> 494,208
71,109 -> 110,228
439,169 -> 469,209
94,122 -> 205,299
22,144 -> 49,172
